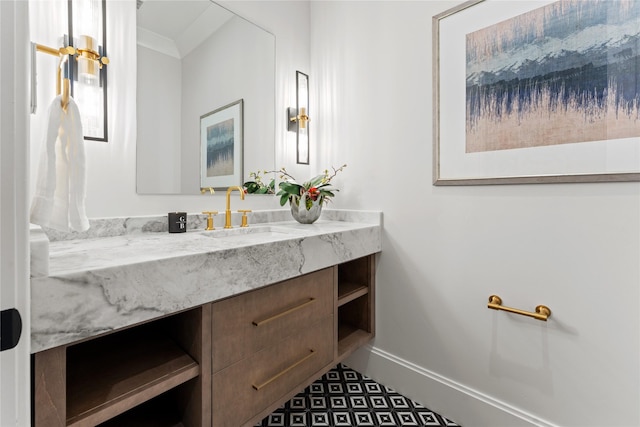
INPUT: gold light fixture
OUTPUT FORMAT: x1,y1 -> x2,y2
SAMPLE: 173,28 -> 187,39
68,0 -> 109,141
76,34 -> 109,85
288,71 -> 310,165
289,107 -> 309,129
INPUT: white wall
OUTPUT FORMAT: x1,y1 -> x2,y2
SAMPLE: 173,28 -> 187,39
137,45 -> 182,193
29,1 -> 311,218
311,2 -> 640,427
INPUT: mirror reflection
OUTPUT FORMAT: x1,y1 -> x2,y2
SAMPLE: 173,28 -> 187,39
136,0 -> 275,194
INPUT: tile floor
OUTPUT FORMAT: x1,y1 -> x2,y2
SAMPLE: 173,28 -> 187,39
257,364 -> 461,427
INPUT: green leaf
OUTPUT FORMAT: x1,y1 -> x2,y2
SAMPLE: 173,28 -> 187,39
279,193 -> 290,206
279,182 -> 302,196
243,181 -> 260,193
319,189 -> 335,198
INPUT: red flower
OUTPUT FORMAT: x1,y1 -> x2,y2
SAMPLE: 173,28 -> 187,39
308,187 -> 320,201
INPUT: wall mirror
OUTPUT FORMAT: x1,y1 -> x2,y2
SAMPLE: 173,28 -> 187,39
136,0 -> 275,194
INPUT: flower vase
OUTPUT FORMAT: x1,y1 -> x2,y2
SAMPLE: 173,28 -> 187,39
290,194 -> 323,224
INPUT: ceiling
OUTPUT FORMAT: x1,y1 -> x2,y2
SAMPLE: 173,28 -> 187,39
136,0 -> 233,58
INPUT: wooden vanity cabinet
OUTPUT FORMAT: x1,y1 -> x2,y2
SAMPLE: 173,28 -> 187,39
32,254 -> 376,427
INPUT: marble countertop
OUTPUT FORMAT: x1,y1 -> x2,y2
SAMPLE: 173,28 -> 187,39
31,210 -> 382,353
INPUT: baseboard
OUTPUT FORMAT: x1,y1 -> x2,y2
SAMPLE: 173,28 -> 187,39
344,345 -> 558,427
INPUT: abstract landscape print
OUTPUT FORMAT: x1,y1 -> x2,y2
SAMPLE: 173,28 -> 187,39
465,0 -> 640,153
206,118 -> 235,177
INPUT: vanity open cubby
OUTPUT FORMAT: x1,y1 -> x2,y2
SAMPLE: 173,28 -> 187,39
336,254 -> 376,360
33,305 -> 211,427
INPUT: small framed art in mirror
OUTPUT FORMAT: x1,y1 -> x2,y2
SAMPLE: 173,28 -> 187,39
200,99 -> 243,190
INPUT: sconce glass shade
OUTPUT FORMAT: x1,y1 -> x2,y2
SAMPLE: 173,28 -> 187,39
72,0 -> 103,42
77,56 -> 99,85
76,35 -> 100,85
74,81 -> 105,138
69,0 -> 108,141
295,71 -> 309,165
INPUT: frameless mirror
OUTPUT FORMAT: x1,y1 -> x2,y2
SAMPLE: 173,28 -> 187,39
136,0 -> 275,194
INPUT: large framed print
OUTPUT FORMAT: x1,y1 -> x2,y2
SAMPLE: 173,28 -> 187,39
200,99 -> 243,190
433,0 -> 640,185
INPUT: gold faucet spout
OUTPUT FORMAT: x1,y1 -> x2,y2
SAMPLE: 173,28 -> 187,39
225,186 -> 245,228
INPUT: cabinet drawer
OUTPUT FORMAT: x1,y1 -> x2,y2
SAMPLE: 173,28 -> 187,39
212,315 -> 333,427
212,267 -> 334,372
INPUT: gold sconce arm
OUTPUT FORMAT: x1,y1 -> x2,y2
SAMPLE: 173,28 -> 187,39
34,43 -> 76,110
487,295 -> 551,321
288,107 -> 310,130
35,44 -> 75,57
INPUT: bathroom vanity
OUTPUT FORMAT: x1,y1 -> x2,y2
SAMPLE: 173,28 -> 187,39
31,210 -> 381,427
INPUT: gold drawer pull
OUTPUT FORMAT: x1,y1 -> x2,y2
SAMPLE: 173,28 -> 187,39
252,349 -> 315,391
252,298 -> 316,327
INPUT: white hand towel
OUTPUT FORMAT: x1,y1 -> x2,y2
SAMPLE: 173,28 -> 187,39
30,95 -> 90,232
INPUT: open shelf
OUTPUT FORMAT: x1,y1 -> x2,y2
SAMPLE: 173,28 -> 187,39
66,326 -> 199,427
337,282 -> 368,307
97,388 -> 186,427
336,255 -> 375,361
337,323 -> 372,358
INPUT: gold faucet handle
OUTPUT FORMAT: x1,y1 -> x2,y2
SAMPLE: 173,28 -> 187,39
202,211 -> 218,230
238,210 -> 252,227
201,187 -> 215,194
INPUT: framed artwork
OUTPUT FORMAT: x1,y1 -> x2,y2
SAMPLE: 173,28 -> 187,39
433,0 -> 640,185
200,99 -> 243,190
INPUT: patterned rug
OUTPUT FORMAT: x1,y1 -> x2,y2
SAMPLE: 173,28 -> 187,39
257,364 -> 461,427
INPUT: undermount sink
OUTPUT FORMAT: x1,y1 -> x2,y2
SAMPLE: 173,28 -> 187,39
199,225 -> 306,241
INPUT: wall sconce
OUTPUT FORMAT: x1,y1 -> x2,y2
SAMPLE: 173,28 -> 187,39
288,71 -> 310,165
68,0 -> 109,141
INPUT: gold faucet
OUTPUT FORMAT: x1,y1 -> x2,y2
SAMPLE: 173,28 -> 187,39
225,186 -> 245,228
